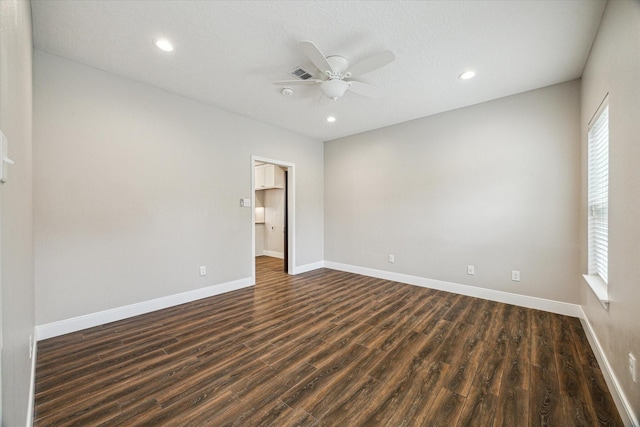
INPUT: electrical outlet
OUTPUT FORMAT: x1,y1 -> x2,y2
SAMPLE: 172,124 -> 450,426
630,353 -> 637,383
467,265 -> 475,275
388,254 -> 395,263
511,270 -> 521,282
199,266 -> 206,276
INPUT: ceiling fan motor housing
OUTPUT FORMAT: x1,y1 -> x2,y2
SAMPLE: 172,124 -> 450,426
325,56 -> 349,77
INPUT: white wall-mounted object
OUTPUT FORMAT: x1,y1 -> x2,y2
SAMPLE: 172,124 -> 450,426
1,130 -> 15,184
240,198 -> 251,207
255,163 -> 285,190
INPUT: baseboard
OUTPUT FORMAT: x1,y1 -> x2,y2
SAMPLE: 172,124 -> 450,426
292,260 -> 325,275
36,277 -> 253,341
26,328 -> 37,427
324,261 -> 582,318
579,308 -> 638,427
262,250 -> 284,259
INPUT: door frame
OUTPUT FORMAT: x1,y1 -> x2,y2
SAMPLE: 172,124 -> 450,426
251,155 -> 295,283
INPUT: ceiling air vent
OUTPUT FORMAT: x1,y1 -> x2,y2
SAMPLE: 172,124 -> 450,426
289,66 -> 315,80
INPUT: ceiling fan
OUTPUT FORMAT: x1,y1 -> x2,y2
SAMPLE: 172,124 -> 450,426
273,41 -> 395,101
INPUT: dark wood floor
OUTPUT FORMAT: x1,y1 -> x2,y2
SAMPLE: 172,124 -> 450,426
34,256 -> 623,426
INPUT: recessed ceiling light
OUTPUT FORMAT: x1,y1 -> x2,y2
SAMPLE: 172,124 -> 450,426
154,38 -> 174,52
326,116 -> 336,123
459,70 -> 476,80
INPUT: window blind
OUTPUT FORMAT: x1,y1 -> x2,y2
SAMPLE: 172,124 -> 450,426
587,104 -> 609,284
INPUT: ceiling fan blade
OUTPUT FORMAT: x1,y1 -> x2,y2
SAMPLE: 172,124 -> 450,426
348,81 -> 382,98
299,41 -> 334,74
345,51 -> 395,76
317,93 -> 333,107
273,79 -> 322,86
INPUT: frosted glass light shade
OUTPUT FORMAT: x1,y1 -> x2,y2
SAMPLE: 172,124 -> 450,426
321,79 -> 350,99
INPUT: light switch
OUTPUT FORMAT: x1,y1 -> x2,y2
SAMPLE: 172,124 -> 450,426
240,198 -> 251,207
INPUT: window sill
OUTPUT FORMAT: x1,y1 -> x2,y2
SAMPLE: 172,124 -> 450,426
582,274 -> 609,310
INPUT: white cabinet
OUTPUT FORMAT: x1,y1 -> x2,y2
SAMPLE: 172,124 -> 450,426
255,164 -> 266,189
255,164 -> 285,190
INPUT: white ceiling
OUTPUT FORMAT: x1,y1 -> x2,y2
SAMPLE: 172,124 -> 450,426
31,0 -> 606,141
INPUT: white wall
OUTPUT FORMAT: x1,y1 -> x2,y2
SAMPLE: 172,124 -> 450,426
325,80 -> 581,304
580,0 -> 640,421
0,0 -> 35,424
33,51 -> 324,325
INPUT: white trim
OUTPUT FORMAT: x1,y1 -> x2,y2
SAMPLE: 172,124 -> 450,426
582,274 -> 609,310
26,328 -> 37,427
324,261 -> 582,318
292,260 -> 325,275
579,308 -> 637,427
262,250 -> 284,259
36,277 -> 252,341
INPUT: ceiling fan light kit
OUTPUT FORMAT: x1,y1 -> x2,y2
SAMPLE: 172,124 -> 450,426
321,79 -> 350,100
273,41 -> 395,102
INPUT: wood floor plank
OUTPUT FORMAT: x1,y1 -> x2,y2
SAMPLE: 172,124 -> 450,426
530,311 -> 564,426
365,360 -> 450,426
369,320 -> 451,384
444,334 -> 485,397
551,314 -> 598,426
457,385 -> 498,427
472,337 -> 507,396
354,314 -> 420,352
34,256 -> 624,426
416,387 -> 465,427
279,342 -> 372,414
278,407 -> 319,427
471,299 -> 499,342
97,398 -> 161,426
568,317 -> 599,369
493,383 -> 529,427
434,320 -> 472,364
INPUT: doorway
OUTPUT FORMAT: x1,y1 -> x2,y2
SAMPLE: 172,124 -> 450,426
251,156 -> 295,283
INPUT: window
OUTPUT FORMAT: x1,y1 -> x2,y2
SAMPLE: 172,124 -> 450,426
584,98 -> 609,307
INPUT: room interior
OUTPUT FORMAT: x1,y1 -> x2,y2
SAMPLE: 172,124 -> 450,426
0,0 -> 638,425
254,161 -> 287,269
